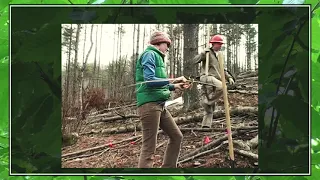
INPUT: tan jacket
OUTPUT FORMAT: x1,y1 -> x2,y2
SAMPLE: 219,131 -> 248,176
193,48 -> 233,81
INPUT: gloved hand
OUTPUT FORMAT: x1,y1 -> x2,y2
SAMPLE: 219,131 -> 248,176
228,78 -> 235,85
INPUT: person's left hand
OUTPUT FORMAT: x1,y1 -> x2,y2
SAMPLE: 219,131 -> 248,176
182,82 -> 193,89
173,83 -> 185,90
228,78 -> 235,85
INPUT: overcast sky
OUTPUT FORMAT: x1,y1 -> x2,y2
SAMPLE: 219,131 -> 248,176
61,24 -> 258,70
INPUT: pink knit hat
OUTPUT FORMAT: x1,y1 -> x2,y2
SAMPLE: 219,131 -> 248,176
149,31 -> 172,46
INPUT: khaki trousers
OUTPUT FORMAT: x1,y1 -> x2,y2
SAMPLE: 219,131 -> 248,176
199,75 -> 223,128
137,102 -> 183,168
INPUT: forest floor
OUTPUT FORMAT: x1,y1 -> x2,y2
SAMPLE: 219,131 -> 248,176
61,90 -> 259,169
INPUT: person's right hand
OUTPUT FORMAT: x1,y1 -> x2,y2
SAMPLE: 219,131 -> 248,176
172,76 -> 188,83
174,83 -> 185,90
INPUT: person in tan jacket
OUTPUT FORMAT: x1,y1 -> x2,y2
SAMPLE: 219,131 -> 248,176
194,34 -> 235,128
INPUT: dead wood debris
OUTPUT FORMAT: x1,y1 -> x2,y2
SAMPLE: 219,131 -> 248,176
62,135 -> 142,159
234,148 -> 258,160
62,71 -> 258,168
228,90 -> 258,95
177,143 -> 224,164
82,106 -> 258,135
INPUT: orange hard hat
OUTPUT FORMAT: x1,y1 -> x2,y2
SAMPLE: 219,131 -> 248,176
209,35 -> 224,44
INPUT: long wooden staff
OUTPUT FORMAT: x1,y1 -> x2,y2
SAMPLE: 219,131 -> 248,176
205,25 -> 210,76
218,48 -> 235,168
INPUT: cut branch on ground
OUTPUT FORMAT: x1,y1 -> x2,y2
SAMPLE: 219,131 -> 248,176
234,148 -> 258,160
228,90 -> 258,95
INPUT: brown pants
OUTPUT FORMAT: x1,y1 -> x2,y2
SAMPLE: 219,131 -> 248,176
137,102 -> 183,168
200,75 -> 223,128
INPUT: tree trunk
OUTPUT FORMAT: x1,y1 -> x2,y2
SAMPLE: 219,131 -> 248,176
93,25 -> 98,88
80,25 -> 94,116
114,25 -> 119,98
97,25 -> 103,88
183,24 -> 200,111
169,24 -> 174,78
149,25 -> 152,38
246,25 -> 251,71
180,25 -> 184,77
226,31 -> 232,71
117,25 -> 122,98
176,24 -> 181,77
65,24 -> 73,108
179,29 -> 183,76
143,25 -> 146,50
81,25 -> 87,86
173,29 -> 176,77
136,24 -> 140,65
255,54 -> 258,70
113,26 -> 116,62
79,24 -> 86,110
72,24 -> 81,108
119,25 -> 122,61
131,24 -> 136,99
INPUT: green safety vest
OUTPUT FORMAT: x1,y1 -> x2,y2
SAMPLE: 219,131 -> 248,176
135,46 -> 171,107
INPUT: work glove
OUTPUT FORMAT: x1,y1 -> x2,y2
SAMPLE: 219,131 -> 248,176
204,47 -> 211,52
228,78 -> 235,85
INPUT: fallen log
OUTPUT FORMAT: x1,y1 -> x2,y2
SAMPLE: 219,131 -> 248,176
99,103 -> 136,113
65,130 -> 166,160
228,90 -> 258,95
178,138 -> 258,165
237,70 -> 257,75
233,140 -> 251,151
236,71 -> 258,79
63,148 -> 106,162
61,135 -> 142,158
179,131 -> 242,161
87,111 -> 120,120
236,76 -> 258,83
228,85 -> 257,90
248,135 -> 258,149
89,114 -> 140,124
177,143 -> 224,164
175,106 -> 258,125
179,126 -> 258,132
234,148 -> 258,160
88,103 -> 136,116
88,101 -> 256,125
85,107 -> 258,135
231,83 -> 258,88
64,136 -> 144,162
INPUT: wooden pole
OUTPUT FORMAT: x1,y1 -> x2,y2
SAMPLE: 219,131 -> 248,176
205,25 -> 210,76
218,51 -> 235,167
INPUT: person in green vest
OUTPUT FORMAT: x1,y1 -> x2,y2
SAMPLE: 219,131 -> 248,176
135,31 -> 190,168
